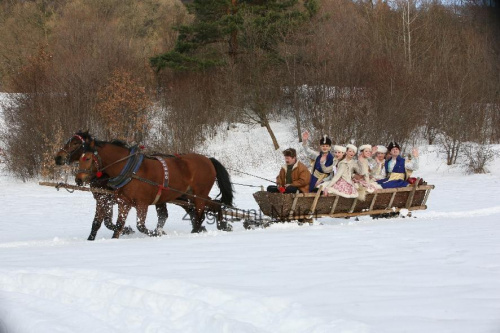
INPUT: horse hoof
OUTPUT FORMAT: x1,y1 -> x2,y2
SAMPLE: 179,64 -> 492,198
121,226 -> 135,235
217,223 -> 233,232
87,235 -> 96,241
191,226 -> 207,233
150,229 -> 165,237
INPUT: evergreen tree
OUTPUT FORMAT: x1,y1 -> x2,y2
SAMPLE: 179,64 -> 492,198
150,0 -> 317,71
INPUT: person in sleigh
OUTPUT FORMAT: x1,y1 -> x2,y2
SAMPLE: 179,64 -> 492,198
371,145 -> 388,181
301,131 -> 334,192
354,144 -> 382,194
322,144 -> 362,198
267,148 -> 311,194
377,141 -> 419,189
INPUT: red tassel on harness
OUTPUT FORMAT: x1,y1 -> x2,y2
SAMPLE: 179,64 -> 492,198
96,171 -> 103,178
278,186 -> 286,193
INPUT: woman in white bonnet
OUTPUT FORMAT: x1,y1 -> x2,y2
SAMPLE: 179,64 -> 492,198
371,145 -> 388,181
355,144 -> 382,193
332,145 -> 346,170
322,144 -> 360,198
319,144 -> 346,186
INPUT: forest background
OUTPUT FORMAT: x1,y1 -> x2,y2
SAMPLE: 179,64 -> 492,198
0,0 -> 499,179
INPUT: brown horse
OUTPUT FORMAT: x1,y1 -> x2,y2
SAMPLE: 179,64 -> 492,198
75,135 -> 234,237
55,131 -> 168,240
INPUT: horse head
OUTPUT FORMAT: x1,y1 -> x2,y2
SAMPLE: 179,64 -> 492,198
75,144 -> 100,186
55,130 -> 93,165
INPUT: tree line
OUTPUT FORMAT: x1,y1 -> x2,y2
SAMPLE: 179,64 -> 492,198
0,0 -> 499,179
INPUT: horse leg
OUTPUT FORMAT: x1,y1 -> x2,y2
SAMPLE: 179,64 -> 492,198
154,203 -> 168,235
183,205 -> 205,233
182,205 -> 197,232
190,199 -> 207,233
101,195 -> 116,231
136,205 -> 160,237
101,195 -> 134,235
88,196 -> 107,241
215,207 -> 232,232
112,201 -> 131,239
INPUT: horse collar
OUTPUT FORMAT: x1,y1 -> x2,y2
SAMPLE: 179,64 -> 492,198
106,146 -> 145,189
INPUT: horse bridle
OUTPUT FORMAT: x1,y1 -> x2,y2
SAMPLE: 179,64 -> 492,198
59,134 -> 87,165
77,151 -> 102,177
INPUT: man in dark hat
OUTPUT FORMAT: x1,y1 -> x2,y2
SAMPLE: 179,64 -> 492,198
301,131 -> 334,192
267,148 -> 311,193
377,141 -> 419,188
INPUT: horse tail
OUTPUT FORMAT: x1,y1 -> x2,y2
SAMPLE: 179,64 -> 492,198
209,158 -> 234,207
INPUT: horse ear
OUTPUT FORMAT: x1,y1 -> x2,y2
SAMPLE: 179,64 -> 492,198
90,140 -> 95,149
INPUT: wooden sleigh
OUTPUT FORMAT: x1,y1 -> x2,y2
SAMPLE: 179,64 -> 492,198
40,178 -> 434,230
252,179 -> 434,223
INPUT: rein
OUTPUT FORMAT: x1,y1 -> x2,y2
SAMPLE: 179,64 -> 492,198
130,174 -> 239,210
224,166 -> 277,184
97,151 -> 140,173
231,182 -> 261,188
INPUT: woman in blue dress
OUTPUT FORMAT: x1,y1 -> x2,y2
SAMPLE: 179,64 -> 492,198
301,131 -> 334,192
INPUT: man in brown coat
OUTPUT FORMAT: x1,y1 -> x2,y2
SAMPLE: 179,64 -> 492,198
267,148 -> 311,194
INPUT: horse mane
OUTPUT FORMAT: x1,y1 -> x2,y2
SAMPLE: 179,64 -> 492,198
75,130 -> 92,141
109,139 -> 130,148
76,131 -> 131,150
147,152 -> 181,159
94,139 -> 130,149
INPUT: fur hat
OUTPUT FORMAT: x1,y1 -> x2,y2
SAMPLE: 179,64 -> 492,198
319,135 -> 332,146
359,144 -> 372,152
346,144 -> 358,153
387,141 -> 401,151
376,145 -> 388,154
282,148 -> 297,158
333,145 -> 346,153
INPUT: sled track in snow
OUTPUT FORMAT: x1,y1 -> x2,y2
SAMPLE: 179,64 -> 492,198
0,270 -> 367,333
415,205 -> 500,220
1,206 -> 500,250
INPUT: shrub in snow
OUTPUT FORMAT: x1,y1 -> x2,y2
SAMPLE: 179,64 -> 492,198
437,133 -> 462,166
462,143 -> 497,174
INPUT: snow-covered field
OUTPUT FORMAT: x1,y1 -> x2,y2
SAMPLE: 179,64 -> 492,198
1,118 -> 500,332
